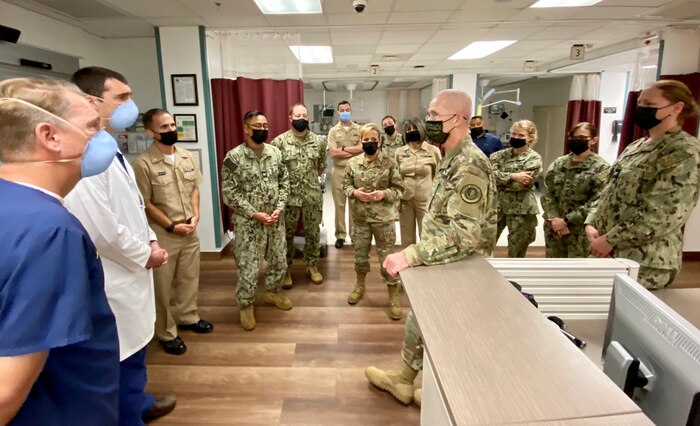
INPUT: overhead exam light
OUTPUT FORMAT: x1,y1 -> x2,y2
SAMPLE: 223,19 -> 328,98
481,88 -> 522,108
481,88 -> 497,103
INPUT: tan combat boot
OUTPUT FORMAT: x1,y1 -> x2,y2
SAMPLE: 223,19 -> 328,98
387,285 -> 403,320
365,360 -> 418,405
263,291 -> 293,310
347,272 -> 366,305
413,388 -> 422,406
240,305 -> 255,331
306,265 -> 323,284
282,270 -> 293,290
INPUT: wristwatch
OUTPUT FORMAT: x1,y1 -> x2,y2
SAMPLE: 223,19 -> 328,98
166,222 -> 176,233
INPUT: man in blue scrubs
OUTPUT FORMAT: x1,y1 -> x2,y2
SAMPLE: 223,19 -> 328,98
469,115 -> 503,157
0,78 -> 120,424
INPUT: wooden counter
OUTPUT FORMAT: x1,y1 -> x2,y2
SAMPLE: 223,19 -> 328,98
400,257 -> 645,425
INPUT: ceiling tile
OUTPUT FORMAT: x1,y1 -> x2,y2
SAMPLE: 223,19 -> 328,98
376,44 -> 421,54
387,11 -> 453,24
508,7 -> 578,21
448,9 -> 521,22
392,0 -> 465,12
573,6 -> 653,19
326,12 -> 389,25
331,29 -> 384,45
460,0 -> 536,10
322,0 -> 395,14
380,29 -> 436,44
81,18 -> 155,37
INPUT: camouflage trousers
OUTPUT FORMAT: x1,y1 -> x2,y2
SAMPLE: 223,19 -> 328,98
638,266 -> 677,290
496,213 -> 537,258
232,215 -> 287,308
351,221 -> 400,286
284,199 -> 322,266
401,310 -> 424,371
544,222 -> 589,258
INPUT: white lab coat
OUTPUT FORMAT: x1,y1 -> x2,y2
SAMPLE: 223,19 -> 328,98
65,153 -> 156,361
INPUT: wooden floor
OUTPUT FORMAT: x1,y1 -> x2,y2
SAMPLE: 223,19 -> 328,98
146,245 -> 700,425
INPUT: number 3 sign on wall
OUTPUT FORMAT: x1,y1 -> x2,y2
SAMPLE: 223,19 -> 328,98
570,44 -> 585,61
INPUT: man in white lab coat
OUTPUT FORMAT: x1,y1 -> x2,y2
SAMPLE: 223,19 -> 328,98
65,67 -> 176,425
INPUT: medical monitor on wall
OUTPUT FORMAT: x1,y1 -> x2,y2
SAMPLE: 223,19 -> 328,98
603,274 -> 700,426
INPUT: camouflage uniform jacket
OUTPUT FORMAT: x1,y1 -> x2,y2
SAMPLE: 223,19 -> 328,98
403,137 -> 498,266
382,133 -> 404,160
586,128 -> 700,271
220,143 -> 289,220
270,129 -> 326,207
490,148 -> 542,214
542,152 -> 610,226
342,151 -> 404,223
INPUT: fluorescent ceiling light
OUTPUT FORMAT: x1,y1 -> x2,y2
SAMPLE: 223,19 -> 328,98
289,46 -> 333,64
530,0 -> 602,7
254,0 -> 322,14
641,64 -> 657,69
448,40 -> 517,60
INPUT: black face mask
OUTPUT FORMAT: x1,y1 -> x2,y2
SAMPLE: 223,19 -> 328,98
634,105 -> 673,130
405,130 -> 422,143
426,115 -> 456,144
384,125 -> 395,136
158,130 -> 178,146
509,137 -> 527,148
251,129 -> 268,144
292,118 -> 309,132
470,127 -> 484,139
567,138 -> 590,155
362,142 -> 379,155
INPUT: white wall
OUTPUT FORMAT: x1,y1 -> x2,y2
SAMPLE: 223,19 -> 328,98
486,76 -> 573,139
598,71 -> 627,165
451,73 -> 478,116
304,89 -> 388,125
0,1 -> 161,109
159,26 -> 223,252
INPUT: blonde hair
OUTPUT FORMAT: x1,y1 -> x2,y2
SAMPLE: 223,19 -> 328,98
0,78 -> 84,161
511,119 -> 538,146
360,123 -> 382,142
651,80 -> 699,125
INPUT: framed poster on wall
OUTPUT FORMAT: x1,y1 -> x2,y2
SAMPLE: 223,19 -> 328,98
171,74 -> 198,106
174,114 -> 198,142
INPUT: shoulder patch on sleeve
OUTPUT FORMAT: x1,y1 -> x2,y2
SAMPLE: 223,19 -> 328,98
659,151 -> 687,169
461,184 -> 482,204
224,157 -> 237,172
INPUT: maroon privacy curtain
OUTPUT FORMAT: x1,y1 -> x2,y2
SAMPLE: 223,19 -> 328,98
210,77 -> 304,229
618,91 -> 645,156
660,72 -> 700,137
564,100 -> 602,154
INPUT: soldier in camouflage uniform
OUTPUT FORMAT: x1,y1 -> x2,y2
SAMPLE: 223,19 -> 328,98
490,120 -> 543,257
365,90 -> 498,406
271,104 -> 327,288
342,123 -> 405,319
220,111 -> 293,331
381,115 -> 404,160
542,122 -> 610,258
586,80 -> 700,289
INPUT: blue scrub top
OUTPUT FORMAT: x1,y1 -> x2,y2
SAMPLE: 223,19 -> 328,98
474,132 -> 503,157
0,179 -> 119,426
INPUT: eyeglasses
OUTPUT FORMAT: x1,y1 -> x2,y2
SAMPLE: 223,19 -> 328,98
425,113 -> 459,122
362,138 -> 380,143
248,123 -> 269,130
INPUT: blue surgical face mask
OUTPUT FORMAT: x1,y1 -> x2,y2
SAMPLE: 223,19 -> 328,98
79,129 -> 118,177
109,99 -> 139,129
339,111 -> 351,122
0,97 -> 117,178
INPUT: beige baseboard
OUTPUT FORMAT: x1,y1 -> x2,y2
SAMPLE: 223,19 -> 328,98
200,238 -> 234,261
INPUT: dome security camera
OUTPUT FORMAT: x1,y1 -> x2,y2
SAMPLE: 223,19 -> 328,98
353,0 -> 366,13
